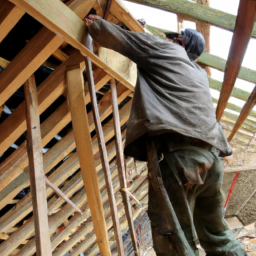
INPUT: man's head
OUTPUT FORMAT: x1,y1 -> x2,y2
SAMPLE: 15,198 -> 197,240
165,29 -> 205,60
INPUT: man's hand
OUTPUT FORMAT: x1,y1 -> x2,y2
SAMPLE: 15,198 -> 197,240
83,15 -> 102,26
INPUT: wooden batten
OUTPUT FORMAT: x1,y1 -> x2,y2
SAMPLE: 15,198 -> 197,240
228,85 -> 256,142
9,0 -> 135,91
67,65 -> 111,256
24,75 -> 52,256
0,0 -> 25,43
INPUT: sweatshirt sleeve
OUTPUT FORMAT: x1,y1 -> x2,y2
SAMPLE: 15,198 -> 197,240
87,19 -> 168,67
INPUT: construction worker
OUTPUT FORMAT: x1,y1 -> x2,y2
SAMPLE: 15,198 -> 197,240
84,15 -> 247,256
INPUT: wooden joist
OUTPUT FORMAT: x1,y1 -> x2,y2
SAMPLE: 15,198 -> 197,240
109,0 -> 144,32
9,0 -> 135,91
127,0 -> 256,38
0,0 -> 25,43
227,85 -> 256,142
0,52 -> 84,157
67,65 -> 111,256
0,27 -> 63,107
13,139 -> 126,256
62,173 -> 148,256
216,0 -> 256,121
24,75 -> 52,256
198,52 -> 256,86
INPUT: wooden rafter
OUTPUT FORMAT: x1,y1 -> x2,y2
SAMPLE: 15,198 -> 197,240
24,75 -> 52,256
0,0 -> 25,43
216,0 -> 256,121
9,0 -> 135,91
227,85 -> 256,142
67,64 -> 111,256
127,0 -> 256,38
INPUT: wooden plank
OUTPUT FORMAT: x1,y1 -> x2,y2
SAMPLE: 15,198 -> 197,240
0,52 -> 84,157
0,67 -> 108,193
216,0 -> 256,121
126,0 -> 256,38
67,65 -> 111,256
9,0 -> 135,91
0,27 -> 63,106
198,52 -> 256,85
84,34 -> 124,256
110,79 -> 139,256
227,85 -> 256,142
66,0 -> 96,19
24,75 -> 52,256
110,0 -> 144,32
0,0 -> 25,43
45,177 -> 82,214
0,100 -> 131,234
59,173 -> 147,256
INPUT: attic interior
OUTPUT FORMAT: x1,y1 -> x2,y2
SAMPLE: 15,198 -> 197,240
1,0 -> 256,255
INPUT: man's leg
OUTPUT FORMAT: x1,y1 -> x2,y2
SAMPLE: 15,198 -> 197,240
193,156 -> 247,256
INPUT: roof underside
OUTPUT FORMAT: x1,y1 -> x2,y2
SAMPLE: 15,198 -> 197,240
1,0 -> 256,255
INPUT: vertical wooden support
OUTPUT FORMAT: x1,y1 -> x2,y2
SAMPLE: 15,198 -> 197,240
67,64 -> 111,256
110,79 -> 140,256
24,75 -> 52,256
84,34 -> 125,256
195,0 -> 211,77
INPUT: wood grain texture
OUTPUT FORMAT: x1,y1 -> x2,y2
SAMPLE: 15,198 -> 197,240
0,52 -> 83,157
0,0 -> 25,43
216,0 -> 256,120
228,85 -> 256,142
24,75 -> 52,256
67,66 -> 111,256
127,0 -> 256,38
9,0 -> 135,91
110,0 -> 144,32
0,27 -> 63,107
84,33 -> 124,256
110,79 -> 139,256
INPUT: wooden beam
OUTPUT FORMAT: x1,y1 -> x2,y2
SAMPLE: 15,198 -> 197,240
195,0 -> 211,77
60,173 -> 147,256
84,34 -> 124,256
0,27 -> 63,107
24,75 -> 52,256
0,52 -> 84,157
0,0 -> 25,43
216,0 -> 256,121
9,0 -> 135,91
228,85 -> 256,142
198,52 -> 256,85
66,0 -> 96,19
109,0 -> 144,32
110,79 -> 139,256
45,177 -> 82,214
126,0 -> 256,38
67,65 -> 111,256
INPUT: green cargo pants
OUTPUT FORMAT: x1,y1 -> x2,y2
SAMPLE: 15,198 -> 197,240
147,146 -> 247,256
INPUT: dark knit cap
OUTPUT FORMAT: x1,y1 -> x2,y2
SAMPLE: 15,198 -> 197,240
182,29 -> 205,60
